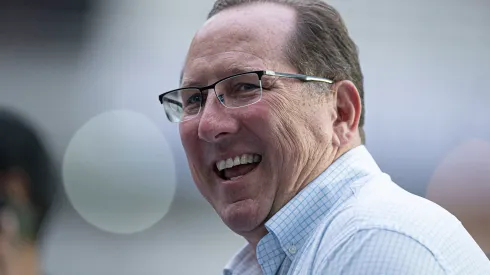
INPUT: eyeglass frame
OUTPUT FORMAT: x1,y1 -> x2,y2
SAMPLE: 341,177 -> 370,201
158,70 -> 334,122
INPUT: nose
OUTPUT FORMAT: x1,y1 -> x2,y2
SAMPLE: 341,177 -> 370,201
197,93 -> 239,143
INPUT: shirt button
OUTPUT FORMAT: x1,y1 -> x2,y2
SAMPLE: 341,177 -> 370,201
288,245 -> 297,254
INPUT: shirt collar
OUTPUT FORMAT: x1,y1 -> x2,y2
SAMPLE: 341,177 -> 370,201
223,243 -> 260,275
258,145 -> 381,268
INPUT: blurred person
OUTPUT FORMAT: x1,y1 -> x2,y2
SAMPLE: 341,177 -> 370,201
159,0 -> 490,274
0,109 -> 57,275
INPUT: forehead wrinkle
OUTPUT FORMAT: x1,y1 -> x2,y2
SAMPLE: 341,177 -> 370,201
191,50 -> 264,65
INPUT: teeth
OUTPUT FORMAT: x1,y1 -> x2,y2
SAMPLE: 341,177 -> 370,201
247,155 -> 253,163
218,161 -> 226,171
225,158 -> 234,169
240,155 -> 248,164
216,153 -> 262,171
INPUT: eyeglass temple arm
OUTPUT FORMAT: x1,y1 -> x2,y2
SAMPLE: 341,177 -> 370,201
264,70 -> 333,84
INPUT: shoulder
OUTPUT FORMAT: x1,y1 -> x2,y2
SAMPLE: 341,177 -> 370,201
315,174 -> 462,246
306,174 -> 490,274
309,175 -> 490,274
326,173 -> 462,240
313,228 -> 447,274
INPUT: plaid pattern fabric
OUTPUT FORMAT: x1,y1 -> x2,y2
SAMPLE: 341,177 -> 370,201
224,146 -> 490,275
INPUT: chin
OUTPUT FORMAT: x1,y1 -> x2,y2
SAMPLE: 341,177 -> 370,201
220,198 -> 268,233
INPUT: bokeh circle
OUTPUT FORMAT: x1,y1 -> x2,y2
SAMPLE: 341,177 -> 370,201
62,110 -> 176,234
426,138 -> 490,253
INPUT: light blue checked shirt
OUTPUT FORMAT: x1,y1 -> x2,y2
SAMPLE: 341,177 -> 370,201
223,145 -> 490,275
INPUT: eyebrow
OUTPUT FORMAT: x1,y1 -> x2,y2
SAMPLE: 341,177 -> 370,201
162,97 -> 183,108
226,66 -> 261,75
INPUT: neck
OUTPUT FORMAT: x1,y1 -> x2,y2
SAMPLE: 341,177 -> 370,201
297,142 -> 356,194
243,226 -> 268,251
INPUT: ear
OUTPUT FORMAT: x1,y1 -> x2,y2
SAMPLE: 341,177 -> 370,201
332,80 -> 362,146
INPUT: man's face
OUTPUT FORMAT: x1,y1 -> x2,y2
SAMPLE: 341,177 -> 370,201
179,3 -> 336,236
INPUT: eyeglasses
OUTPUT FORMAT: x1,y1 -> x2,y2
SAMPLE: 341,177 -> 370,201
158,70 -> 333,123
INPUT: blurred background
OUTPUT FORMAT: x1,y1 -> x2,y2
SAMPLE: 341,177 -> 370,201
0,0 -> 489,274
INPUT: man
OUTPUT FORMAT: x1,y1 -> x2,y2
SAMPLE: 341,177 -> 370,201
0,109 -> 57,275
159,0 -> 490,274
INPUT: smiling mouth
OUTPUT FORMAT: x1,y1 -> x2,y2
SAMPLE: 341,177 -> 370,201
215,153 -> 262,180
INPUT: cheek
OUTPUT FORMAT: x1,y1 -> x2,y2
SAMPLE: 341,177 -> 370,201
263,97 -> 307,149
247,98 -> 308,185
